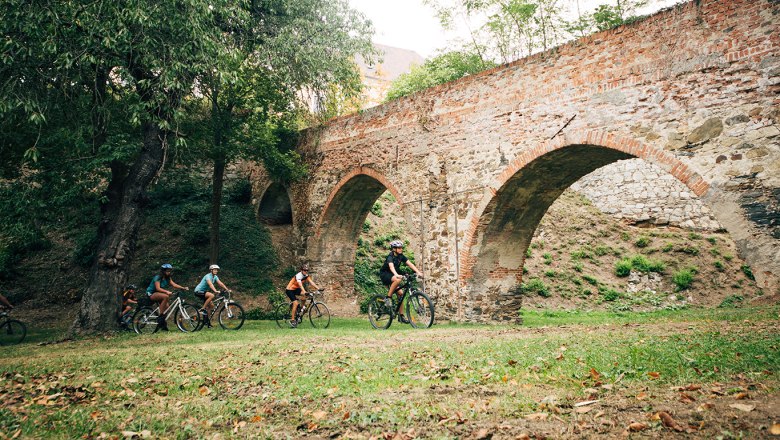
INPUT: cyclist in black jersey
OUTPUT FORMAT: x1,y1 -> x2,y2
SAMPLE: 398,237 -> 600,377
379,240 -> 423,323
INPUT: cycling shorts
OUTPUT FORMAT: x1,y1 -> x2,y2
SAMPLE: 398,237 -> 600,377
286,288 -> 301,302
379,272 -> 394,286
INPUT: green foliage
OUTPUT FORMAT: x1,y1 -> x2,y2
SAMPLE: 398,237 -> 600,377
593,246 -> 610,257
689,232 -> 702,240
542,252 -> 553,265
676,245 -> 700,256
672,268 -> 697,291
634,236 -> 650,248
741,265 -> 755,281
706,236 -> 718,244
572,262 -> 583,273
519,278 -> 551,297
615,255 -> 665,277
620,232 -> 631,241
370,201 -> 384,218
661,243 -> 674,252
600,288 -> 620,302
544,270 -> 557,278
72,230 -> 99,268
385,50 -> 495,101
582,275 -> 599,285
718,295 -> 744,308
714,261 -> 725,272
226,178 -> 252,205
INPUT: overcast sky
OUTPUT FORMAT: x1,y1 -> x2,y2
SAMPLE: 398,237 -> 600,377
348,0 -> 684,58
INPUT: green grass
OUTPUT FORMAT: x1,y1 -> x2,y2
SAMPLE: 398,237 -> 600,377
1,308 -> 777,438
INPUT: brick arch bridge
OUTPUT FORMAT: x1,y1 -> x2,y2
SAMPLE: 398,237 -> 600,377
246,0 -> 780,322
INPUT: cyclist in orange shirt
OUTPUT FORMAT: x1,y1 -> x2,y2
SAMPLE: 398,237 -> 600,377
285,264 -> 320,328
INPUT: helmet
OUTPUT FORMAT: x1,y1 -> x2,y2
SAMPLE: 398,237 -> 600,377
126,284 -> 137,291
300,264 -> 310,271
209,264 -> 220,270
161,263 -> 173,270
389,240 -> 404,249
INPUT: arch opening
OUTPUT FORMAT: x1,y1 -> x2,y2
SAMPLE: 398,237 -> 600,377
258,183 -> 293,225
463,143 -> 756,323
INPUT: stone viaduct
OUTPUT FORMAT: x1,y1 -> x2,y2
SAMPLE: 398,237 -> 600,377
247,0 -> 780,322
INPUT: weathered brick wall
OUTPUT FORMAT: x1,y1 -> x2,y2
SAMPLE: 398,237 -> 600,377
571,159 -> 723,230
247,0 -> 780,322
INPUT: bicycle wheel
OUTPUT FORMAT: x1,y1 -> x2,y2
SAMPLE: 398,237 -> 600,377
218,302 -> 245,330
308,302 -> 331,329
0,319 -> 26,345
367,295 -> 393,330
175,303 -> 201,332
406,291 -> 434,329
132,307 -> 158,334
274,302 -> 292,328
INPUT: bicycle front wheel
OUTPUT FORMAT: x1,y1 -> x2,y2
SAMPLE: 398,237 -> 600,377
274,302 -> 292,328
175,303 -> 201,332
0,319 -> 26,345
406,291 -> 434,329
218,302 -> 245,330
367,295 -> 393,330
309,302 -> 331,328
132,307 -> 158,334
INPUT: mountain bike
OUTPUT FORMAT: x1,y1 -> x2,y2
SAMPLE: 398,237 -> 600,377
274,289 -> 331,329
132,291 -> 201,334
367,274 -> 434,329
194,290 -> 245,331
0,309 -> 26,345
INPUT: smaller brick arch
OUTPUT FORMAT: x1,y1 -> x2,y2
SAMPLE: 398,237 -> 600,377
457,130 -> 713,321
257,182 -> 294,225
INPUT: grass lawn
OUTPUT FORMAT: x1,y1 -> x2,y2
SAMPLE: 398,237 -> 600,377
1,307 -> 778,439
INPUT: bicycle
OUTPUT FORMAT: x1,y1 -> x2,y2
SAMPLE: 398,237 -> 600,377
0,309 -> 26,345
274,289 -> 331,329
132,291 -> 201,334
193,290 -> 245,331
367,274 -> 434,329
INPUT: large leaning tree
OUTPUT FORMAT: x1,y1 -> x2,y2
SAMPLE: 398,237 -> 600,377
0,0 -> 374,333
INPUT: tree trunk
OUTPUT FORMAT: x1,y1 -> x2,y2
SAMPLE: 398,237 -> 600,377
71,121 -> 168,334
209,154 -> 225,264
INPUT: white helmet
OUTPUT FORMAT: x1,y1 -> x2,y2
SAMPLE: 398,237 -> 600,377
389,240 -> 404,249
209,264 -> 220,270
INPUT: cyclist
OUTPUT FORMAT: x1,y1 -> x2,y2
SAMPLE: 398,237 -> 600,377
118,284 -> 138,327
194,264 -> 231,328
379,240 -> 423,323
146,263 -> 189,332
285,264 -> 320,328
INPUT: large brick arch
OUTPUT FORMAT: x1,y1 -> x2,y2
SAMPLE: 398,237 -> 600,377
458,132 -> 713,321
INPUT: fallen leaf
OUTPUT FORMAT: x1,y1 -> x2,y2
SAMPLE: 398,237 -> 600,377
312,410 -> 328,420
728,403 -> 754,412
250,416 -> 263,423
648,372 -> 660,379
525,413 -> 548,421
658,412 -> 684,432
636,392 -> 648,401
474,428 -> 491,439
770,423 -> 780,435
198,386 -> 210,396
589,368 -> 600,381
734,392 -> 750,400
696,403 -> 714,412
678,384 -> 701,391
628,422 -> 649,432
575,406 -> 592,414
679,392 -> 696,403
574,400 -> 600,407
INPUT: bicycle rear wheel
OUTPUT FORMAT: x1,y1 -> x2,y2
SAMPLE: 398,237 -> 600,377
367,295 -> 393,330
218,302 -> 245,330
274,302 -> 292,328
406,290 -> 434,329
175,303 -> 201,332
0,319 -> 26,345
132,307 -> 158,334
309,302 -> 331,328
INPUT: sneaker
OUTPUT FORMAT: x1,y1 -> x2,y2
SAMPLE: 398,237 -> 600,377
398,314 -> 409,324
289,320 -> 297,328
384,298 -> 393,310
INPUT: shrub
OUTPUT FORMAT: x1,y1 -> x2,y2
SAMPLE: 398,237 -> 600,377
226,178 -> 252,204
676,245 -> 699,255
543,253 -> 553,265
573,262 -> 583,273
672,268 -> 696,291
634,236 -> 651,248
714,260 -> 725,271
544,270 -> 556,278
570,249 -> 592,261
370,201 -> 383,217
706,236 -> 717,244
582,275 -> 599,285
594,246 -> 610,256
741,265 -> 755,281
620,232 -> 631,241
724,254 -> 734,261
601,288 -> 620,302
718,294 -> 744,308
615,259 -> 632,277
519,278 -> 551,297
661,243 -> 674,252
688,232 -> 702,240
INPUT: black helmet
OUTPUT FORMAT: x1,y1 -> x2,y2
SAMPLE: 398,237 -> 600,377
126,284 -> 137,291
300,264 -> 310,271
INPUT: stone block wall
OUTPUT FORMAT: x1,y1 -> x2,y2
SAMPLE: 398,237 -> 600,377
571,159 -> 723,230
